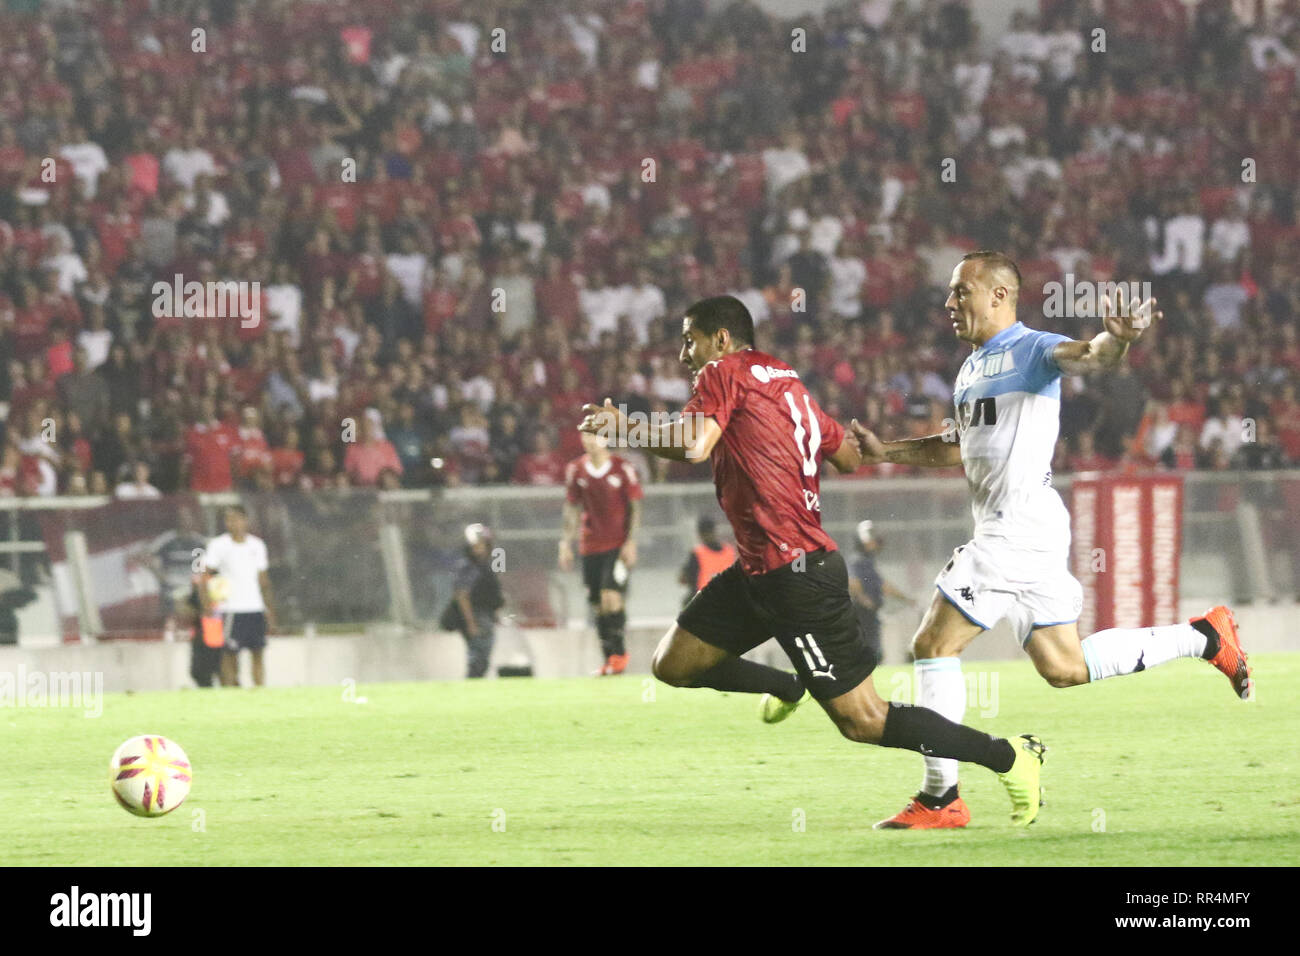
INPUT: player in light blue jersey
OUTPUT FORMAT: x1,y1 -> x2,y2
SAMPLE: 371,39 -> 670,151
848,251 -> 1252,830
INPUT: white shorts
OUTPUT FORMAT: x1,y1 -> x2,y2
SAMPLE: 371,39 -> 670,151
934,536 -> 1083,646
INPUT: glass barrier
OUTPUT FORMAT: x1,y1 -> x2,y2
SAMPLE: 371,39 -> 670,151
1,470 -> 1296,643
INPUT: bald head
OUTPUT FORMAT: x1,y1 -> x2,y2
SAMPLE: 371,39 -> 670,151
961,250 -> 1021,300
946,251 -> 1022,346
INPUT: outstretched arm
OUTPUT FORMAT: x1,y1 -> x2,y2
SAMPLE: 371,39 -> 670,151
1053,288 -> 1163,375
578,398 -> 723,463
848,419 -> 963,468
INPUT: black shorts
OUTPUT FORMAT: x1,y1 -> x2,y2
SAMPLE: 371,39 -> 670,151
581,548 -> 628,605
677,549 -> 878,701
854,605 -> 883,661
223,611 -> 267,652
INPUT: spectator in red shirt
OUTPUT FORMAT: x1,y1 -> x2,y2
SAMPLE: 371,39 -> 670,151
343,411 -> 403,486
512,430 -> 566,485
182,396 -> 236,492
233,405 -> 272,481
0,443 -> 20,497
46,323 -> 74,380
1065,430 -> 1116,473
1166,378 -> 1206,431
270,424 -> 306,488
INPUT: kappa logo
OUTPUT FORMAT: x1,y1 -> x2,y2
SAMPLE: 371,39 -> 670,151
955,358 -> 982,391
958,586 -> 974,603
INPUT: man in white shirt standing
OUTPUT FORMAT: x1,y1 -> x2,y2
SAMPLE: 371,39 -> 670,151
202,505 -> 276,687
114,461 -> 162,499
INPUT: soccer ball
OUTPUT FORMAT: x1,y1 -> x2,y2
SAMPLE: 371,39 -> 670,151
109,735 -> 193,817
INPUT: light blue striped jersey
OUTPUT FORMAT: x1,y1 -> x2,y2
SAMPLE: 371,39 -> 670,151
952,322 -> 1072,544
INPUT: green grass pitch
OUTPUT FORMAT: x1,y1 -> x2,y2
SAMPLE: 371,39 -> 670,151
4,654 -> 1298,865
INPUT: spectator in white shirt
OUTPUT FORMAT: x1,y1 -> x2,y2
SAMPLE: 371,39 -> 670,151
1141,401 -> 1179,462
1148,196 -> 1206,276
265,262 -> 303,347
1248,33 -> 1298,71
953,50 -> 992,109
115,461 -> 162,499
649,353 -> 691,404
308,354 -> 341,404
77,305 -> 113,369
1208,207 -> 1251,265
1042,24 -> 1084,83
1200,395 -> 1246,459
163,130 -> 217,190
808,198 -> 844,257
41,234 -> 88,295
998,12 -> 1047,82
579,270 -> 623,344
58,124 -> 109,199
828,239 -> 867,319
183,175 -> 231,228
580,179 -> 612,215
385,232 -> 428,307
623,267 -> 667,345
762,129 -> 811,197
729,268 -> 770,328
1203,265 -> 1250,332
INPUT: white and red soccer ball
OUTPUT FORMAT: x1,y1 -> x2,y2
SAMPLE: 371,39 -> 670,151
109,734 -> 193,817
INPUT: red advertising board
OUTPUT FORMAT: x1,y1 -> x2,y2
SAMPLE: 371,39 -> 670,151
1069,474 -> 1183,634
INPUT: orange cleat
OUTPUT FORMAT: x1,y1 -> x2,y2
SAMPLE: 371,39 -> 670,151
1191,606 -> 1253,700
873,793 -> 971,830
595,653 -> 628,676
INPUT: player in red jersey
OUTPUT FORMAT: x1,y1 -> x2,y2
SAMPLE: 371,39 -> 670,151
579,296 -> 1048,826
559,430 -> 643,675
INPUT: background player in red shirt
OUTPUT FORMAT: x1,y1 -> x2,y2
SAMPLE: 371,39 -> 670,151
558,430 -> 643,675
579,295 -> 1047,826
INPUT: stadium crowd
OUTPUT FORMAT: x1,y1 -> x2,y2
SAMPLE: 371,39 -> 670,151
1,0 -> 1299,499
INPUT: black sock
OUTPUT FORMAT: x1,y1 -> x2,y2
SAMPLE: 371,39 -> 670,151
595,613 -> 614,658
691,658 -> 804,701
1190,617 -> 1220,659
915,784 -> 960,810
879,702 -> 1016,774
608,609 -> 626,656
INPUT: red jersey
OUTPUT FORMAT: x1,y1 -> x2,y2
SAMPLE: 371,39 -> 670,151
270,447 -> 304,487
233,426 -> 272,478
514,451 -> 566,486
184,422 -> 236,492
564,454 -> 643,556
683,349 -> 845,575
